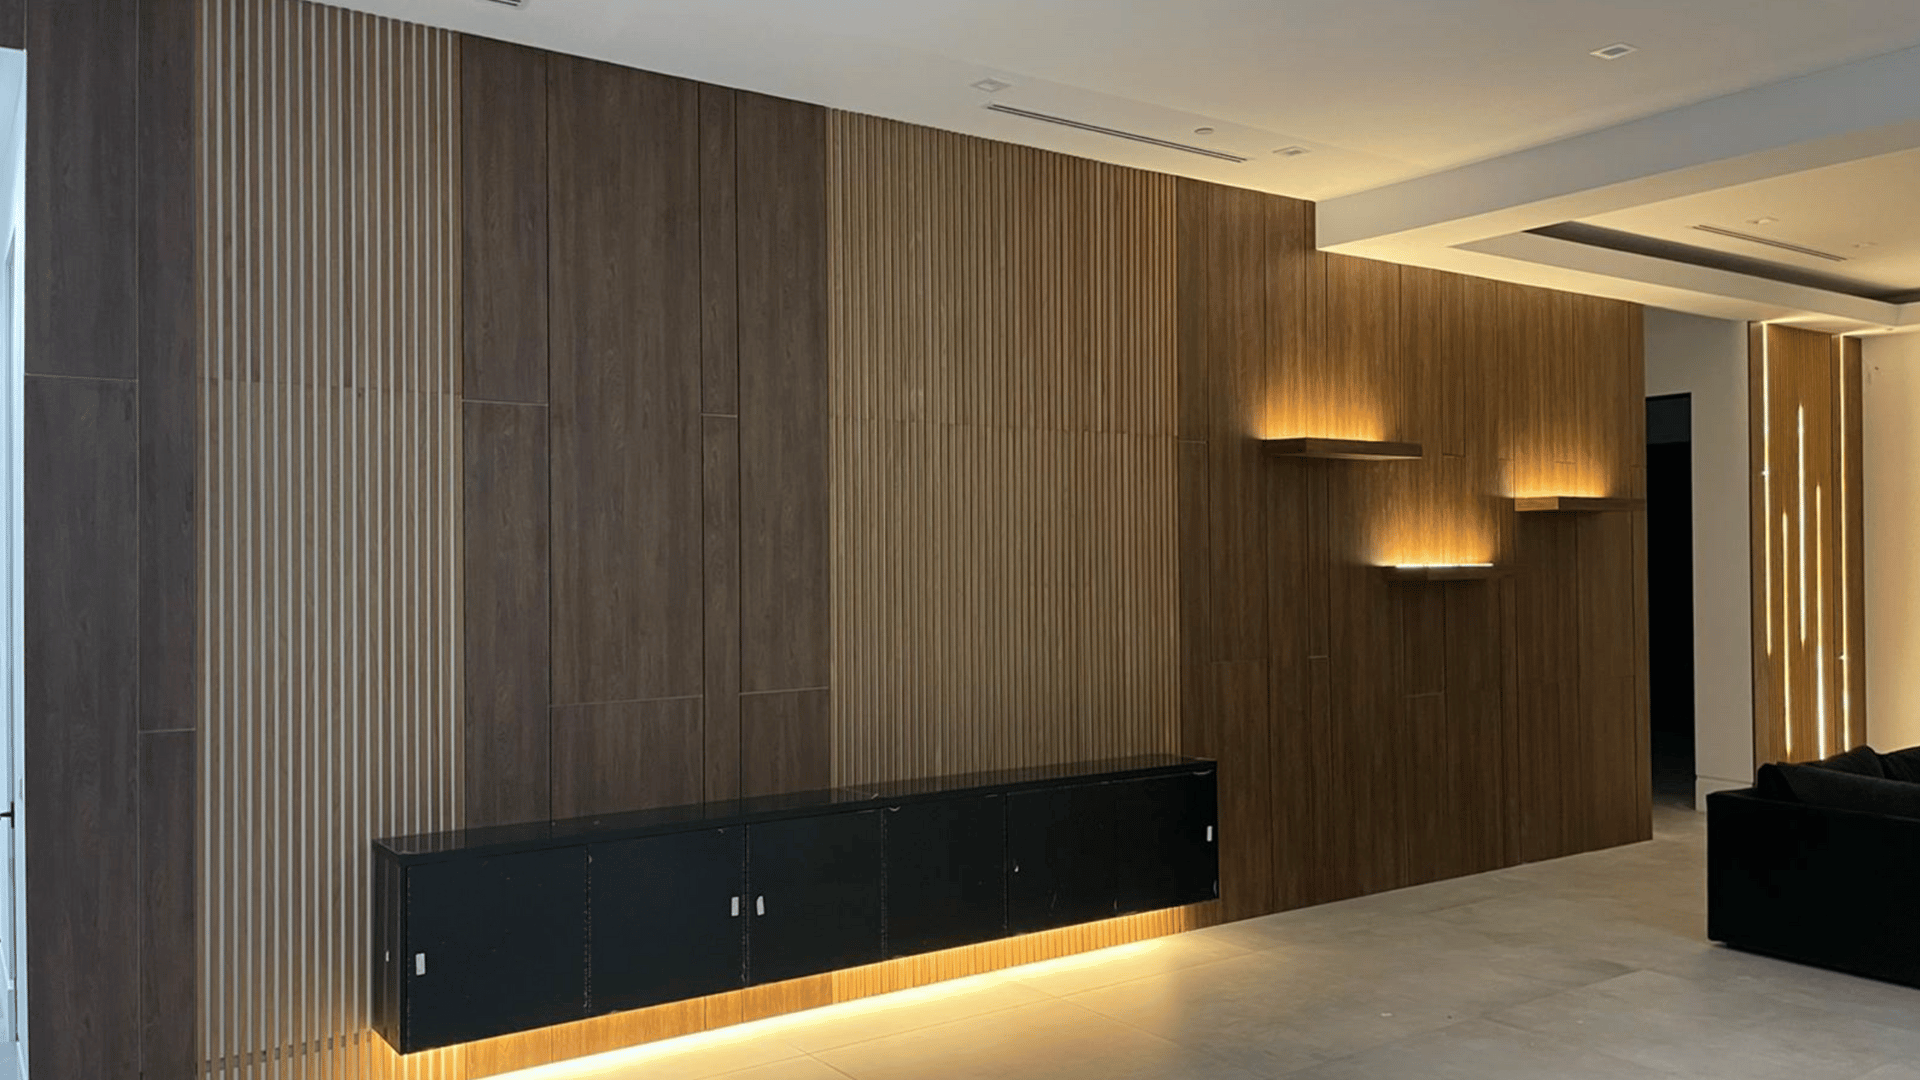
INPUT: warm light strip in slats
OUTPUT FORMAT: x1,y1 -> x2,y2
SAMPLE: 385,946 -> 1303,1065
1751,325 -> 1861,767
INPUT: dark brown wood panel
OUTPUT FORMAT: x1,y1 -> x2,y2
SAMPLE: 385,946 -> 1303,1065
137,0 -> 199,734
740,689 -> 831,798
0,0 -> 20,50
737,92 -> 829,693
547,55 -> 703,705
1177,439 -> 1213,756
1174,181 -> 1215,442
1444,582 -> 1509,876
28,0 -> 136,378
25,375 -> 141,1079
1265,459 -> 1315,912
700,84 -> 740,416
463,35 -> 550,404
704,416 -> 743,801
139,729 -> 196,1080
465,401 -> 553,827
1202,186 -> 1270,664
1210,661 -> 1273,919
551,699 -> 706,819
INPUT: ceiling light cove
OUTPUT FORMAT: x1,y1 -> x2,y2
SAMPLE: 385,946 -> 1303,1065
1590,42 -> 1638,60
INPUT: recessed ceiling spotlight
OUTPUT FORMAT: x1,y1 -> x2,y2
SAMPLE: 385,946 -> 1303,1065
971,78 -> 1012,93
1273,146 -> 1311,157
1193,126 -> 1216,136
1748,216 -> 1779,226
1590,42 -> 1637,60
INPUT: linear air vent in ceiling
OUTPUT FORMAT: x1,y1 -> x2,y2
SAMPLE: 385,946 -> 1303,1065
984,103 -> 1250,163
1691,224 -> 1847,263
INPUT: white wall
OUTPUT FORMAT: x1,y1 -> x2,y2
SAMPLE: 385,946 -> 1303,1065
1644,308 -> 1754,807
1862,333 -> 1920,752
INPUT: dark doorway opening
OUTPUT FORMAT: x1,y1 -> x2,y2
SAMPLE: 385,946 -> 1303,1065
1647,394 -> 1696,808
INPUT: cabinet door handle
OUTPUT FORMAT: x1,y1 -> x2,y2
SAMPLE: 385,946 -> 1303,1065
730,896 -> 741,917
756,895 -> 766,916
1206,826 -> 1214,842
414,952 -> 427,977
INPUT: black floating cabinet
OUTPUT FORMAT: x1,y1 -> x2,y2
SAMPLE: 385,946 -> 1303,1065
1114,771 -> 1219,913
748,810 -> 885,984
884,794 -> 1007,957
590,827 -> 746,1014
1007,782 -> 1118,933
397,847 -> 589,1052
374,754 -> 1215,1053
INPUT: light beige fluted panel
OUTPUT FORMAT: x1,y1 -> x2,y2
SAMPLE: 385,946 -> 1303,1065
827,113 -> 1181,785
200,2 -> 463,1077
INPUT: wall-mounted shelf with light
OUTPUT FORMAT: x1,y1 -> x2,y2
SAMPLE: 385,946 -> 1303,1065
1383,564 -> 1499,583
1512,496 -> 1646,514
1260,438 -> 1423,461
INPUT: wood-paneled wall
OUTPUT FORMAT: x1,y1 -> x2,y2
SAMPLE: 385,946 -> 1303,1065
42,5 -> 1655,1076
458,48 -> 831,828
826,113 -> 1182,787
1750,325 -> 1865,765
199,4 -> 464,1078
23,0 -> 199,1077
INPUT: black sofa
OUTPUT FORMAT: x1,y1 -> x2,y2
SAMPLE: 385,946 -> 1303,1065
1708,745 -> 1920,988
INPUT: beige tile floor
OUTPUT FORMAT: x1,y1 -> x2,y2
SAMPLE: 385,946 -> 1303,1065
500,807 -> 1920,1080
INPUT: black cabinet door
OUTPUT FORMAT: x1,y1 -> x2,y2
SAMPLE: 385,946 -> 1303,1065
1114,770 -> 1219,913
884,794 -> 1006,957
590,827 -> 746,1014
404,846 -> 587,1051
747,811 -> 884,983
1006,783 -> 1116,933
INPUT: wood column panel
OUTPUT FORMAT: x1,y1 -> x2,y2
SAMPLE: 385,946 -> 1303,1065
741,689 -> 831,799
703,417 -> 743,801
25,375 -> 142,1079
463,35 -> 550,404
28,0 -> 136,378
547,55 -> 704,705
464,401 -> 552,827
737,92 -> 829,694
138,0 -> 200,734
139,729 -> 197,1080
700,85 -> 740,416
551,700 -> 705,819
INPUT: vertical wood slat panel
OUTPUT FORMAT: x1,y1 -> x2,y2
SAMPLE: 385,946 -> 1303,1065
1750,324 -> 1859,767
200,2 -> 462,1076
826,113 -> 1181,789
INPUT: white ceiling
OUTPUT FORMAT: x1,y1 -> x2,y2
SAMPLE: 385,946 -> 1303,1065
1582,146 -> 1920,298
329,0 -> 1920,200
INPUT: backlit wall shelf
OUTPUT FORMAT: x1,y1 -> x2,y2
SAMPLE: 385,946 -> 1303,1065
1512,496 -> 1646,513
1383,564 -> 1500,583
1260,438 -> 1424,461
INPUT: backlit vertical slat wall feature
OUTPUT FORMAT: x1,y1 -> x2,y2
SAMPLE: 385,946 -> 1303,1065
1750,324 -> 1865,767
825,112 -> 1182,786
199,2 -> 463,1077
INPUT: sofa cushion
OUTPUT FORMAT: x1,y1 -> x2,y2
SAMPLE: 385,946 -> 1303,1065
1880,747 -> 1920,784
1772,764 -> 1920,821
1808,745 -> 1887,778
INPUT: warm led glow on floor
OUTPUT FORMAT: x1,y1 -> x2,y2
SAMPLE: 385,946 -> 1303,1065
486,942 -> 1166,1080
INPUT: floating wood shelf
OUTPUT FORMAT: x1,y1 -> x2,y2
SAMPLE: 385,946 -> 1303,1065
1513,496 -> 1646,514
1383,564 -> 1500,583
1260,438 -> 1424,461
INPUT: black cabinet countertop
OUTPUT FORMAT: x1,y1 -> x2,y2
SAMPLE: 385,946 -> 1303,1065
375,753 -> 1214,865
